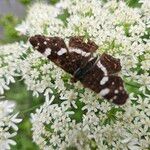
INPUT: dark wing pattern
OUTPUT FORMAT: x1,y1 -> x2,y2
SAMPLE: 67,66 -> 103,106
29,35 -> 128,105
69,36 -> 98,53
100,53 -> 121,74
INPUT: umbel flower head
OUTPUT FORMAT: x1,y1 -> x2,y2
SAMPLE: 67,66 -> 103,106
0,97 -> 22,150
0,0 -> 149,149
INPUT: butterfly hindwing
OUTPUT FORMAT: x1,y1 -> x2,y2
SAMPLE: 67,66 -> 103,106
98,75 -> 128,105
75,56 -> 128,105
100,53 -> 122,74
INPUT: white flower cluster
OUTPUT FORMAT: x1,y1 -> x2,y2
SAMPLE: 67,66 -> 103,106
16,3 -> 63,36
5,0 -> 150,149
0,98 -> 22,150
0,43 -> 26,94
31,94 -> 150,150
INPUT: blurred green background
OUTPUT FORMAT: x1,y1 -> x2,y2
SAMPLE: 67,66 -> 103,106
0,0 -> 141,149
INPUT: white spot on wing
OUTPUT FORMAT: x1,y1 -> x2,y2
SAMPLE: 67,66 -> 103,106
43,48 -> 51,57
119,86 -> 123,90
100,76 -> 109,85
115,90 -> 119,94
57,48 -> 67,56
99,88 -> 110,96
85,52 -> 91,57
44,41 -> 47,45
75,48 -> 82,54
69,48 -> 90,57
113,96 -> 117,100
88,57 -> 94,61
35,46 -> 38,49
97,60 -> 107,75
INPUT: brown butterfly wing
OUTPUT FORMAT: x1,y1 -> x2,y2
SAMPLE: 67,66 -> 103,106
29,35 -> 128,105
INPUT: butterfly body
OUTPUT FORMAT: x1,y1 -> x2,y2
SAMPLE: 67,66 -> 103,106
29,35 -> 128,105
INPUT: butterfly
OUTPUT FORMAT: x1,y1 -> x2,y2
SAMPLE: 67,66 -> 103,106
29,35 -> 128,105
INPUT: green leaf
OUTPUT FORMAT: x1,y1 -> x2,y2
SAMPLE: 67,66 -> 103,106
18,0 -> 31,5
0,14 -> 27,44
57,9 -> 70,27
49,0 -> 60,5
125,0 -> 141,8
